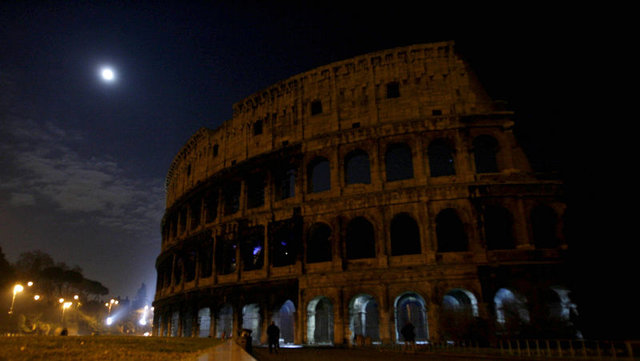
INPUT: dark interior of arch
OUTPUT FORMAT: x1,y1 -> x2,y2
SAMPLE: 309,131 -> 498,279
215,235 -> 237,275
307,223 -> 332,263
346,217 -> 375,259
345,149 -> 371,184
473,135 -> 499,173
240,225 -> 264,271
436,209 -> 468,252
428,139 -> 456,177
308,157 -> 330,193
484,205 -> 515,250
385,143 -> 414,181
390,213 -> 421,256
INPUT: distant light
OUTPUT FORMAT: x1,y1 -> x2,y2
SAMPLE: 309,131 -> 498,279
27,281 -> 33,287
73,295 -> 79,300
106,317 -> 113,325
13,284 -> 24,294
100,67 -> 115,82
139,319 -> 147,326
59,298 -> 65,304
143,332 -> 151,337
34,295 -> 40,301
63,302 -> 72,309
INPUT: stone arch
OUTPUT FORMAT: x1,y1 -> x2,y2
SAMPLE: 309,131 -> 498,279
197,307 -> 211,337
484,205 -> 516,250
436,209 -> 468,252
345,216 -> 376,259
494,288 -> 530,336
543,286 -> 581,338
472,135 -> 499,173
306,222 -> 332,263
307,156 -> 331,193
428,138 -> 456,177
390,213 -> 421,256
440,289 -> 479,340
170,310 -> 179,337
272,299 -> 296,344
531,204 -> 560,248
349,294 -> 380,343
215,303 -> 233,338
307,296 -> 333,345
344,149 -> 371,184
385,143 -> 414,181
242,303 -> 262,344
394,292 -> 428,342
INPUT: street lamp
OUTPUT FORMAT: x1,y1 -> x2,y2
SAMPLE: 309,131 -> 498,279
8,284 -> 24,315
61,301 -> 72,323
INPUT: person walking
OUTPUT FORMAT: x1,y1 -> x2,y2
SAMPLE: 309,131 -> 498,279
267,321 -> 280,354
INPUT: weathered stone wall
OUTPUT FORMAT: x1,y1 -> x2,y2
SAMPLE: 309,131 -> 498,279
153,42 -> 571,344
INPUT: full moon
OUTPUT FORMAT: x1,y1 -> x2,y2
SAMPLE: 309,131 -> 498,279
100,67 -> 115,82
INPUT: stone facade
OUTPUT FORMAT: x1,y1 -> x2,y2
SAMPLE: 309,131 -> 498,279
153,42 -> 574,345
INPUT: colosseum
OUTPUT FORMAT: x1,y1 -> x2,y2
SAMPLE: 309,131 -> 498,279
153,41 -> 575,345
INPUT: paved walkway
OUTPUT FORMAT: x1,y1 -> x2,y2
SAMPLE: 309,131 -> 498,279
196,340 -> 257,361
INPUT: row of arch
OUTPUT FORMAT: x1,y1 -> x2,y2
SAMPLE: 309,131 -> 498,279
309,135 -> 500,192
156,286 -> 578,343
158,204 -> 563,290
163,134 -> 505,242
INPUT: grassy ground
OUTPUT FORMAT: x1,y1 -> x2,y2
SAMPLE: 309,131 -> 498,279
0,336 -> 223,361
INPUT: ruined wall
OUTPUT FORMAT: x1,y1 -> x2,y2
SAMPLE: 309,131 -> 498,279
153,42 -> 571,344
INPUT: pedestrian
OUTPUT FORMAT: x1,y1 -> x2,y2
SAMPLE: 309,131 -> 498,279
400,322 -> 415,351
267,321 -> 280,354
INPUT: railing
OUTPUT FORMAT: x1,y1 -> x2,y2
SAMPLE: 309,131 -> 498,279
356,338 -> 640,360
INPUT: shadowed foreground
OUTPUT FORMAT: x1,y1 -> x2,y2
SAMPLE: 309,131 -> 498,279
0,336 -> 222,361
251,346 -> 545,361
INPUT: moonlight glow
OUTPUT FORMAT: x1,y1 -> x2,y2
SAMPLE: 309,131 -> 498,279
100,67 -> 116,82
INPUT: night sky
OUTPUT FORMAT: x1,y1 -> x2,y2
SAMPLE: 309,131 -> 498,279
1,2 -> 586,301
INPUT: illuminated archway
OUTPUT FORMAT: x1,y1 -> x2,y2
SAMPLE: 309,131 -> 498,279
394,292 -> 428,342
306,297 -> 333,344
349,294 -> 380,342
272,300 -> 296,344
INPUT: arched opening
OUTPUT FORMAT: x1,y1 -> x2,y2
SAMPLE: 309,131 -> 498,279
308,157 -> 330,193
215,304 -> 233,339
473,135 -> 499,173
346,217 -> 375,259
307,297 -> 333,345
198,308 -> 211,337
241,225 -> 264,271
182,309 -> 193,337
271,226 -> 297,267
390,213 -> 421,255
394,292 -> 428,343
170,310 -> 179,337
243,304 -> 261,344
484,206 -> 515,250
531,205 -> 560,248
441,289 -> 479,341
215,236 -> 237,275
272,300 -> 296,344
436,209 -> 468,252
385,143 -> 414,181
428,138 -> 456,177
494,288 -> 530,336
307,223 -> 332,263
544,286 -> 581,338
349,294 -> 380,343
345,149 -> 371,185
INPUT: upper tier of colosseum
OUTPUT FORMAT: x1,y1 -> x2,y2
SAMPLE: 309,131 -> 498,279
165,41 -> 502,207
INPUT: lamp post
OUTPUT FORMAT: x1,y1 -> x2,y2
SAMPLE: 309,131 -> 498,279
8,284 -> 24,315
61,301 -> 72,323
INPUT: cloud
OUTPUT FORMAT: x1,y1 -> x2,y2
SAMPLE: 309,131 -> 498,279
1,118 -> 165,236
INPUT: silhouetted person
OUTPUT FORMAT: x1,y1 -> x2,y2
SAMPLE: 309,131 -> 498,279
401,322 -> 415,350
267,321 -> 280,353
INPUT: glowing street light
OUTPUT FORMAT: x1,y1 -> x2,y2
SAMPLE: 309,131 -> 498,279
34,295 -> 40,301
61,301 -> 72,323
27,281 -> 33,287
8,284 -> 24,315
